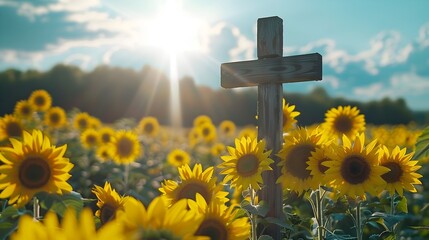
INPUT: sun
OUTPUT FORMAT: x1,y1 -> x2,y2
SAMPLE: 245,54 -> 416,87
145,0 -> 203,54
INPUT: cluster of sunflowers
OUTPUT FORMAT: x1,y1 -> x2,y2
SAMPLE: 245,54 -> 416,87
0,89 -> 427,239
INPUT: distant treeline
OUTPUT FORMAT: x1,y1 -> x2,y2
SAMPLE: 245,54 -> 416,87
1,64 -> 428,127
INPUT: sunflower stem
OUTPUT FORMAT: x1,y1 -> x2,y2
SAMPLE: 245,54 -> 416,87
249,187 -> 258,240
316,187 -> 326,240
390,193 -> 395,215
33,197 -> 40,220
124,164 -> 130,193
355,200 -> 363,240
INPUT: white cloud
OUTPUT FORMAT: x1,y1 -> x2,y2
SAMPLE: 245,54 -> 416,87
418,23 -> 429,48
353,71 -> 429,99
63,54 -> 92,69
323,75 -> 340,89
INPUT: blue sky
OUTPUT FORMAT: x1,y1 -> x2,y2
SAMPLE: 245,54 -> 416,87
1,0 -> 429,110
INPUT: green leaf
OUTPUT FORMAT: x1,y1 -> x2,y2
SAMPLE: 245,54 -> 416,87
414,126 -> 429,160
0,221 -> 17,240
36,191 -> 84,216
258,235 -> 274,240
395,196 -> 408,214
264,217 -> 294,230
0,206 -> 19,219
240,200 -> 269,217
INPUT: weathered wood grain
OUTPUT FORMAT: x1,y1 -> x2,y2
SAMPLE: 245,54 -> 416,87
221,53 -> 322,88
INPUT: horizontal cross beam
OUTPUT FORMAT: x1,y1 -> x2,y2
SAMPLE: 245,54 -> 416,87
221,53 -> 322,88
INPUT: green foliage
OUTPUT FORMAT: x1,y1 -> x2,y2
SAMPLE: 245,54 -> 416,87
414,125 -> 429,160
36,191 -> 84,217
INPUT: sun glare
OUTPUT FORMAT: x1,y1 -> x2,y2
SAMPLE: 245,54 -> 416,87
148,0 -> 202,54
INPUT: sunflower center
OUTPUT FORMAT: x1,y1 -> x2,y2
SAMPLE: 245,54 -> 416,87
341,155 -> 370,184
381,162 -> 403,183
6,122 -> 22,137
317,158 -> 329,174
177,181 -> 211,203
86,135 -> 97,145
49,113 -> 60,124
175,155 -> 184,162
101,133 -> 111,143
143,123 -> 154,134
21,106 -> 32,115
285,144 -> 314,180
100,203 -> 116,224
117,138 -> 133,157
223,126 -> 230,133
34,96 -> 46,107
236,154 -> 260,177
78,119 -> 88,129
195,218 -> 228,240
19,156 -> 51,189
202,127 -> 210,137
333,115 -> 353,134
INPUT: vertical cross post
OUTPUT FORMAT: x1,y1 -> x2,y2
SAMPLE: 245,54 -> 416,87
256,16 -> 284,239
220,16 -> 322,238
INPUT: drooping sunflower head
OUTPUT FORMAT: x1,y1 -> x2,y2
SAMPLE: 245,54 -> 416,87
282,98 -> 300,132
322,105 -> 365,140
117,196 -> 205,240
218,136 -> 273,190
0,129 -> 73,207
92,182 -> 129,224
198,122 -> 217,143
167,149 -> 190,167
219,120 -> 236,138
0,114 -> 24,141
193,115 -> 212,128
378,145 -> 422,196
277,127 -> 332,194
108,130 -> 142,164
28,89 -> 52,112
80,128 -> 100,149
138,116 -> 160,138
73,112 -> 92,131
159,163 -> 229,206
323,133 -> 389,199
44,106 -> 67,129
194,194 -> 250,240
99,127 -> 115,145
14,100 -> 34,120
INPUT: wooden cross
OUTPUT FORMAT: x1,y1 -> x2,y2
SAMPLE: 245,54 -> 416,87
221,16 -> 322,238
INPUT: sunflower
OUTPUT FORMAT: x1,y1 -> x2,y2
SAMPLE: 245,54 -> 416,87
96,145 -> 112,162
194,115 -> 212,128
167,149 -> 190,167
219,120 -> 236,138
117,196 -> 205,240
14,100 -> 34,120
138,116 -> 160,138
73,112 -> 92,131
90,116 -> 102,129
194,194 -> 250,240
0,114 -> 24,141
189,127 -> 203,147
159,163 -> 229,206
277,127 -> 332,194
28,89 -> 52,112
0,130 -> 73,207
198,122 -> 217,143
44,106 -> 67,129
92,182 -> 130,224
12,208 -> 124,240
378,145 -> 422,196
306,146 -> 335,186
218,136 -> 273,190
108,130 -> 142,164
282,98 -> 300,132
211,143 -> 226,156
322,105 -> 365,140
99,127 -> 115,145
238,126 -> 257,140
80,128 -> 100,149
323,133 -> 389,198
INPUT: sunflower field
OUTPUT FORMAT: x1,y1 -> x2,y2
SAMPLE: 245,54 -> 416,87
0,89 -> 428,240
